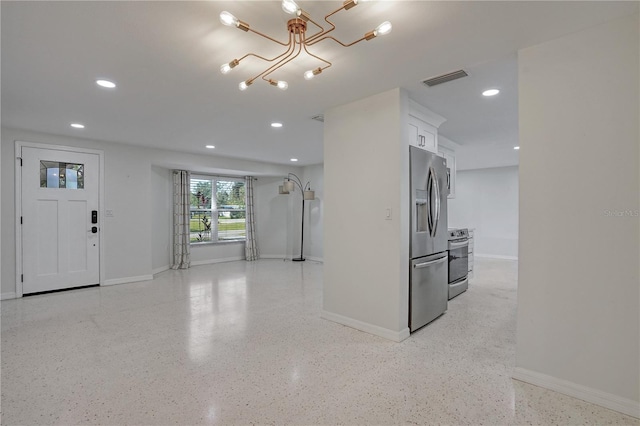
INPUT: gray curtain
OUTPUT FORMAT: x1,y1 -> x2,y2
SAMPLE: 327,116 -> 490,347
244,176 -> 259,261
172,170 -> 191,269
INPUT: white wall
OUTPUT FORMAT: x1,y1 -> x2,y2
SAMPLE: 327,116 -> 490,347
1,127 -> 299,295
254,176 -> 291,259
516,13 -> 639,417
449,166 -> 518,258
151,166 -> 172,273
323,88 -> 409,342
253,164 -> 324,262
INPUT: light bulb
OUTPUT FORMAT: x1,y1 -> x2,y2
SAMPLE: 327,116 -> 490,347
374,21 -> 392,36
220,59 -> 239,75
220,11 -> 239,27
277,81 -> 288,90
239,81 -> 249,91
282,0 -> 299,15
304,68 -> 322,80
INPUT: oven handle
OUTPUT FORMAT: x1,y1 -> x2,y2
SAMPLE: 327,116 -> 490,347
449,240 -> 469,249
414,256 -> 448,269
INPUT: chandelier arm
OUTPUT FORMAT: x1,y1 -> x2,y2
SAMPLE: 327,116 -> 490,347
245,42 -> 297,85
238,32 -> 294,63
303,16 -> 326,41
247,27 -> 290,46
252,45 -> 297,84
307,35 -> 367,48
301,34 -> 332,70
305,5 -> 345,43
259,33 -> 304,81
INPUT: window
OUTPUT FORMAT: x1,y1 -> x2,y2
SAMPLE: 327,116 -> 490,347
40,161 -> 84,189
190,175 -> 246,244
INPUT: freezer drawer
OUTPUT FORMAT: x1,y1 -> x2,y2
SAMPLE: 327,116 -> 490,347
410,253 -> 448,332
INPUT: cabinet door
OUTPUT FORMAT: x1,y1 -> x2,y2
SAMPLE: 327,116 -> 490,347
408,115 -> 438,154
421,123 -> 438,153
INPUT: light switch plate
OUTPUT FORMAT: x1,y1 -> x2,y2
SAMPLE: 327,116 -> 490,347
385,208 -> 392,220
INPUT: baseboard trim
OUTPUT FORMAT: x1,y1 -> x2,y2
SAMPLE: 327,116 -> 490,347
512,367 -> 640,419
259,255 -> 288,260
1,292 -> 17,300
191,256 -> 244,267
259,255 -> 324,263
103,275 -> 154,286
321,310 -> 410,343
475,253 -> 518,260
152,265 -> 170,275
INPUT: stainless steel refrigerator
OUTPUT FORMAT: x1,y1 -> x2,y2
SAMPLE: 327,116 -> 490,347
409,146 -> 449,332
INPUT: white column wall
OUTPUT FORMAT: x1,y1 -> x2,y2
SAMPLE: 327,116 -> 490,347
516,13 -> 639,416
302,164 -> 324,261
323,88 -> 409,342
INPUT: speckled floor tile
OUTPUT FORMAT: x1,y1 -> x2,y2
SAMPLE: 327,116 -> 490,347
1,258 -> 638,425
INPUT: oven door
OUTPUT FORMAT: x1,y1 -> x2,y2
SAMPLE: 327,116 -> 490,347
448,239 -> 469,283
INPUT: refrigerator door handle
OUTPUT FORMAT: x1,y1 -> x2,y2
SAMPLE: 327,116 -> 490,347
426,170 -> 434,235
429,166 -> 440,237
414,255 -> 448,269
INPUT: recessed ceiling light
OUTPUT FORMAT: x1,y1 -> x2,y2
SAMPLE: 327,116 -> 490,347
482,89 -> 500,97
70,123 -> 85,129
514,146 -> 520,150
96,79 -> 116,89
271,122 -> 283,128
290,158 -> 298,162
206,145 -> 215,149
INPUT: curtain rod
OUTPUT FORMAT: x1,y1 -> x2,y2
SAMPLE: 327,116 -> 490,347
177,170 -> 257,180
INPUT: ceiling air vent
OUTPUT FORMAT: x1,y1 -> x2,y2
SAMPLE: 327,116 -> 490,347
311,114 -> 324,123
422,70 -> 468,87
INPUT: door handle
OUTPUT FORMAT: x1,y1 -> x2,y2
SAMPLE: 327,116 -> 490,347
414,256 -> 448,268
88,227 -> 98,234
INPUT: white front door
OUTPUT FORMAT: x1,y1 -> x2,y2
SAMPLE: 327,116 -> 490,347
21,146 -> 100,294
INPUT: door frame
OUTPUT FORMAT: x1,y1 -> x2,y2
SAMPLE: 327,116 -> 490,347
15,141 -> 105,297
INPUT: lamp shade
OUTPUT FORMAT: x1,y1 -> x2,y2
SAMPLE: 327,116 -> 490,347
303,190 -> 315,200
278,185 -> 289,195
284,180 -> 295,192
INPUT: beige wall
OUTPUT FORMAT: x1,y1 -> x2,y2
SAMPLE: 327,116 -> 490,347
516,13 -> 639,415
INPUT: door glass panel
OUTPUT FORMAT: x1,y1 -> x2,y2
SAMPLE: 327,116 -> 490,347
40,161 -> 84,189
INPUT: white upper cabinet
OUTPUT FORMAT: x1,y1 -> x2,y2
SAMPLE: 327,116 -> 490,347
408,115 -> 438,153
407,99 -> 446,154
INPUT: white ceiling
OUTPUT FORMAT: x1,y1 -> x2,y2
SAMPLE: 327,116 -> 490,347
2,1 -> 638,168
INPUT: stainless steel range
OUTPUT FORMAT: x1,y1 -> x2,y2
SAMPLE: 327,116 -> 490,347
447,228 -> 469,299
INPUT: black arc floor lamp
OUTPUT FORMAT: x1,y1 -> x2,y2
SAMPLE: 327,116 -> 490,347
279,173 -> 315,261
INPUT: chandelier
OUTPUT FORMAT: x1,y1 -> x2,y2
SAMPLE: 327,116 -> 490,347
219,0 -> 392,91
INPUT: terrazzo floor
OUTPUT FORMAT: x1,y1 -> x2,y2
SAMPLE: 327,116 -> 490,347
1,258 -> 638,425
